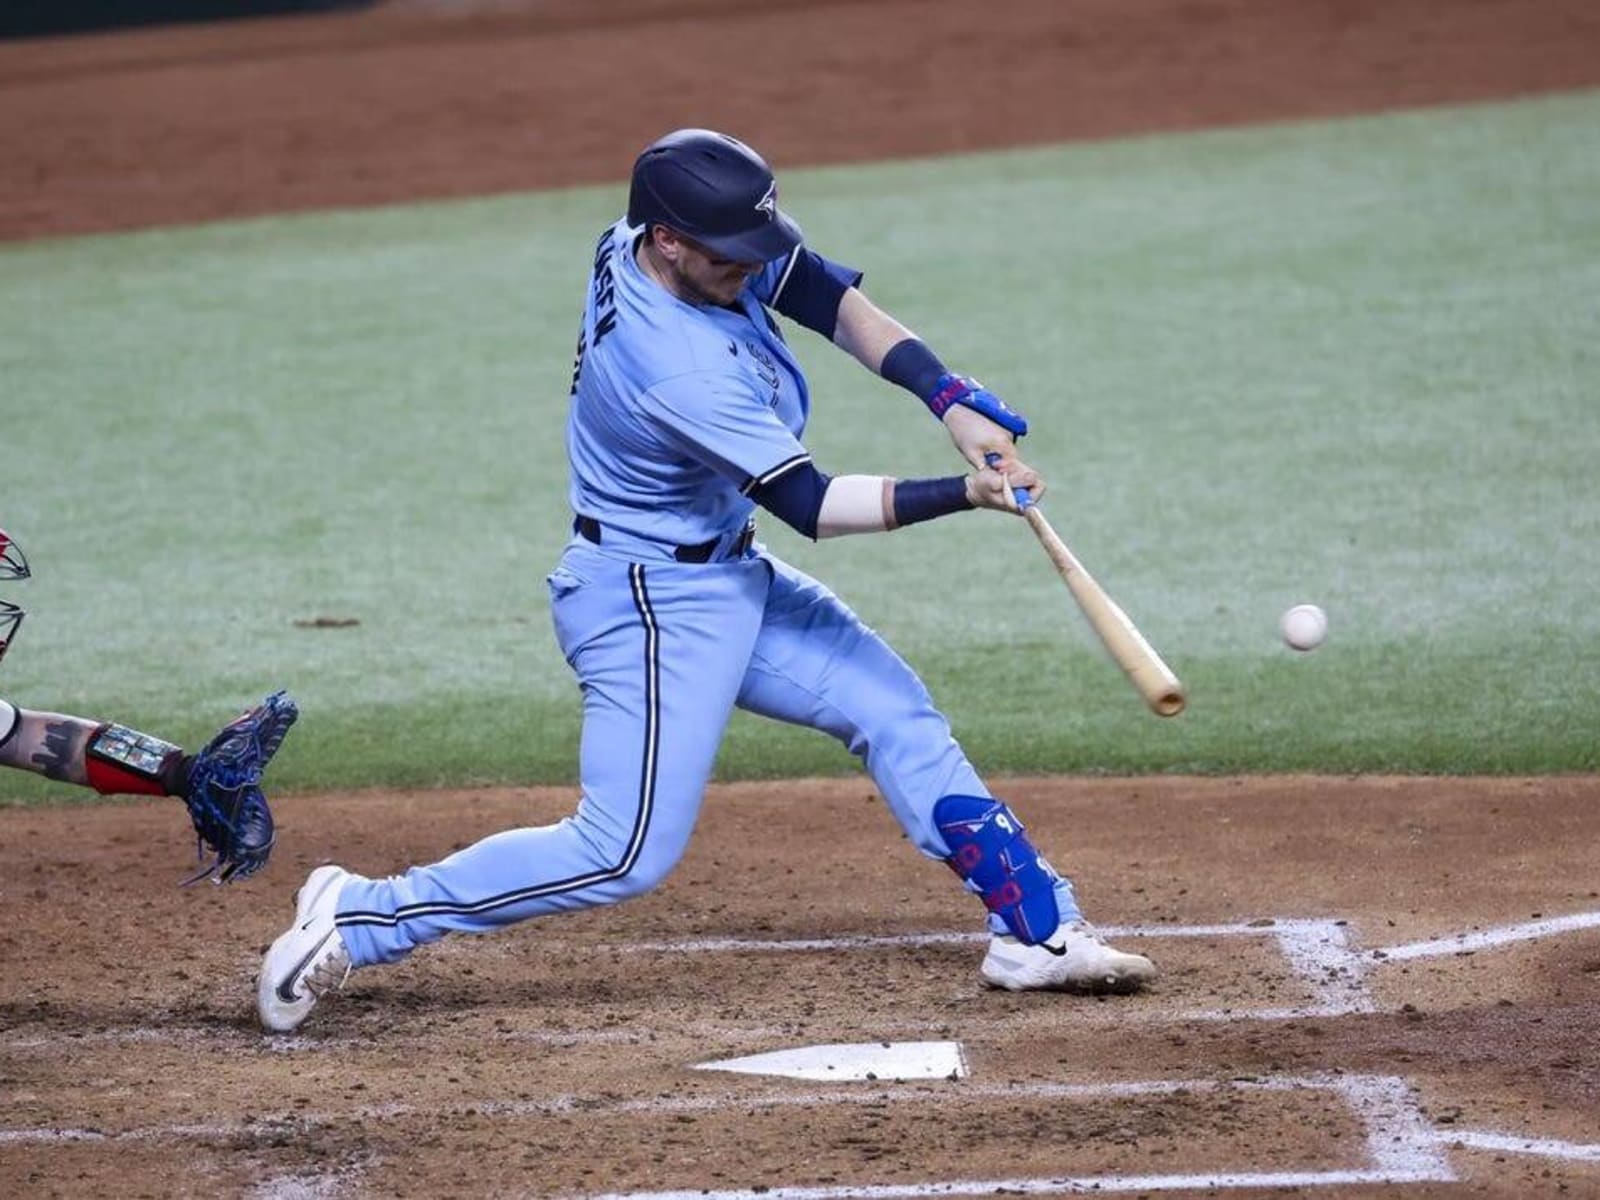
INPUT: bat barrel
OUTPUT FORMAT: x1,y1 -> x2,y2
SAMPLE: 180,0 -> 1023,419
1022,506 -> 1186,718
1148,685 -> 1186,718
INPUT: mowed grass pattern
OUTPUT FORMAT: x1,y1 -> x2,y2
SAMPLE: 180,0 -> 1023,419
2,91 -> 1597,799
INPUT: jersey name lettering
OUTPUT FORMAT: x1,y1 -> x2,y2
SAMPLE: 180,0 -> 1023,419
570,229 -> 621,394
591,234 -> 620,350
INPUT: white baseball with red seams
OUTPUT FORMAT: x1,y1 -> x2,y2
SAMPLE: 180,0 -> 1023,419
1281,603 -> 1328,651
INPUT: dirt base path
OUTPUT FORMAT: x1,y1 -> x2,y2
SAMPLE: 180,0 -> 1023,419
4,776 -> 1599,1195
2,0 -> 1599,240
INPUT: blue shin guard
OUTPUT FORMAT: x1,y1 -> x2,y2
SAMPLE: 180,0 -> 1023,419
934,795 -> 1060,945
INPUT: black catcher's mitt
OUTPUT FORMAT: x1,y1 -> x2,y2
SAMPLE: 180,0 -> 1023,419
181,690 -> 298,884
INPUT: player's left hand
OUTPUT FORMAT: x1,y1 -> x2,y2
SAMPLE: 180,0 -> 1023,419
966,460 -> 1045,513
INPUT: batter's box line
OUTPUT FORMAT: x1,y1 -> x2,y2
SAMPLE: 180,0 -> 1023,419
6,1072 -> 1600,1178
629,907 -> 1600,1020
1369,909 -> 1600,961
630,919 -> 1378,1020
576,1073 -> 1453,1200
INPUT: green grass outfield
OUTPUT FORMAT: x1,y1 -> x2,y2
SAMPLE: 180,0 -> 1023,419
3,91 -> 1597,801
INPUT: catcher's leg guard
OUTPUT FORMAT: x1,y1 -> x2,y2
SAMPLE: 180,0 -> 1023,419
935,794 -> 1061,945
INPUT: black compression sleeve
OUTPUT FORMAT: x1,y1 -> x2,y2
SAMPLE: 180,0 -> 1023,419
770,250 -> 864,339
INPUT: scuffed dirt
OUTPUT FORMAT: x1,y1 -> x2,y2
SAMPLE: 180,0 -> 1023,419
2,776 -> 1598,1195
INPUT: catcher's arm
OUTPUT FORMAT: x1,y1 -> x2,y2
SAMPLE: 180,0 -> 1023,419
0,692 -> 297,884
0,706 -> 97,784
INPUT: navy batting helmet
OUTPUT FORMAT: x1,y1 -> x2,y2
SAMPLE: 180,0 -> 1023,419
627,129 -> 803,263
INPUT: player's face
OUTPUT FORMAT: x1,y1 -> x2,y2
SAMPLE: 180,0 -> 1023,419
665,232 -> 761,306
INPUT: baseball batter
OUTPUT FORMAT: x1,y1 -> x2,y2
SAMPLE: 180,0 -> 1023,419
1,524 -> 294,883
259,130 -> 1156,1032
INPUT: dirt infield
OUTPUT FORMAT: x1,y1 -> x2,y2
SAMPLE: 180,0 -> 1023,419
2,0 -> 1600,240
3,778 -> 1599,1195
5,0 -> 1600,1194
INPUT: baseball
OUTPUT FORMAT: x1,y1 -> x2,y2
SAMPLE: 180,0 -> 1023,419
1280,603 -> 1328,651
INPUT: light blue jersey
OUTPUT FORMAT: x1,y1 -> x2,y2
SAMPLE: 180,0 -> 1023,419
566,220 -> 812,552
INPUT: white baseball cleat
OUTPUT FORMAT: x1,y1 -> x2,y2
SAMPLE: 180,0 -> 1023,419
981,920 -> 1158,992
257,864 -> 355,1033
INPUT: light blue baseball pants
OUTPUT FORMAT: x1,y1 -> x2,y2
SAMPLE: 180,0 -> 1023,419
335,538 -> 1080,966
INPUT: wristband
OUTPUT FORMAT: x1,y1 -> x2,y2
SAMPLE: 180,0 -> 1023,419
880,338 -> 950,403
85,723 -> 189,797
879,340 -> 1030,437
892,476 -> 974,528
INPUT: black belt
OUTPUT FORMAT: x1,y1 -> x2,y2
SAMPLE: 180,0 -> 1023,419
574,515 -> 755,563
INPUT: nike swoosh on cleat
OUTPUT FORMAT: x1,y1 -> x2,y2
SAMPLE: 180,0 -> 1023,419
276,929 -> 334,1004
1042,941 -> 1067,956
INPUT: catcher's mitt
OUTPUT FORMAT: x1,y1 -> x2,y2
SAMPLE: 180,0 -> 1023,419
181,690 -> 298,885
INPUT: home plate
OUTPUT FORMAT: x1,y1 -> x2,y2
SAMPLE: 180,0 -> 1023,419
692,1041 -> 968,1082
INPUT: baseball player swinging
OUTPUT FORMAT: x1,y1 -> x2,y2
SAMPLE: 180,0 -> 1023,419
259,129 -> 1156,1031
0,525 -> 295,883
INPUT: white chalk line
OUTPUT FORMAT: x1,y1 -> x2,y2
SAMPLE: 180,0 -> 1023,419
578,1073 -> 1455,1199
8,1072 -> 1596,1182
1344,1074 -> 1449,1176
249,1162 -> 367,1200
633,918 -> 1378,1021
584,1170 -> 1446,1200
1372,910 -> 1600,961
0,1020 -> 799,1055
0,1073 -> 1398,1144
1440,1131 -> 1600,1163
11,909 -> 1594,1063
626,919 -> 1338,955
0,1120 -> 261,1145
634,910 -> 1600,963
1274,921 -> 1376,1017
0,915 -> 1368,1063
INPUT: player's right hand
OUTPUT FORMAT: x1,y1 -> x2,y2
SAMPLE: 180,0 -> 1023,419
966,462 -> 1045,513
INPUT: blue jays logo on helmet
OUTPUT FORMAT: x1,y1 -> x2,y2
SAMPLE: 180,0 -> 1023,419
627,129 -> 803,263
754,181 -> 778,221
0,526 -> 27,668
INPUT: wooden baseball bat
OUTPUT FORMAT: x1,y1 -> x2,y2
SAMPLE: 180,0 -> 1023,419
1022,505 -> 1186,717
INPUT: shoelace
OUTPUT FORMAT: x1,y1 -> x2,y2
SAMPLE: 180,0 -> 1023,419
1059,920 -> 1105,944
305,947 -> 352,997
